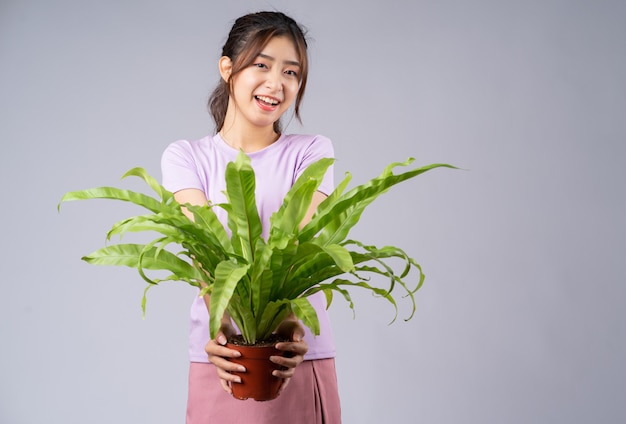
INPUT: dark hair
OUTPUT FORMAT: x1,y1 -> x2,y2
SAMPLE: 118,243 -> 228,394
208,11 -> 309,133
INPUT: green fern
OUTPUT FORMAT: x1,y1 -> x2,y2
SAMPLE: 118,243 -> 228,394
59,151 -> 455,343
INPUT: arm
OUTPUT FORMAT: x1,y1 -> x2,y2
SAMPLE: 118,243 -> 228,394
300,190 -> 327,229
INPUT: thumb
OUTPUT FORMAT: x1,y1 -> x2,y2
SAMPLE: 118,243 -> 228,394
278,320 -> 304,342
292,325 -> 304,342
216,330 -> 227,346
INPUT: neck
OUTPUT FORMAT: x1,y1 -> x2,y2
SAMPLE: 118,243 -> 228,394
220,122 -> 279,153
220,99 -> 281,152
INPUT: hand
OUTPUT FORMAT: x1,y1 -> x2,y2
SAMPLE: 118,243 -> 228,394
271,319 -> 308,394
205,322 -> 244,395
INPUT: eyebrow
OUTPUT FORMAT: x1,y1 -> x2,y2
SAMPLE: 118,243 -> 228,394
258,53 -> 300,67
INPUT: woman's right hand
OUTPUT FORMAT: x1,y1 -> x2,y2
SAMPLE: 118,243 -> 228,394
205,323 -> 246,394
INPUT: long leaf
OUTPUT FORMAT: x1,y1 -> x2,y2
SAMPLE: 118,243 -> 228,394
255,301 -> 291,341
185,203 -> 232,251
228,294 -> 258,342
269,157 -> 333,245
300,161 -> 457,245
249,239 -> 274,319
267,179 -> 318,248
106,214 -> 183,240
304,278 -> 400,323
224,152 -> 262,261
209,260 -> 250,339
122,167 -> 174,204
59,187 -> 163,213
61,155 -> 455,345
290,297 -> 321,336
83,244 -> 204,281
281,243 -> 355,298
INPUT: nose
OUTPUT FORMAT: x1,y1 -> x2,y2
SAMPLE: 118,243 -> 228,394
265,70 -> 283,92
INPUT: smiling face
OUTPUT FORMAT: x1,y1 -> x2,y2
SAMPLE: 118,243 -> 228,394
222,36 -> 301,135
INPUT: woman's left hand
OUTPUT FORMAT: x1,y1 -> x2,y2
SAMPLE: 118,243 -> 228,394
271,319 -> 308,394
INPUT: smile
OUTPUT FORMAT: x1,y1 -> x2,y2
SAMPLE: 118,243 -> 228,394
255,95 -> 280,106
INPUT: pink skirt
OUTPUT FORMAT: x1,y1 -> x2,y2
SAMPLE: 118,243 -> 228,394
186,359 -> 341,424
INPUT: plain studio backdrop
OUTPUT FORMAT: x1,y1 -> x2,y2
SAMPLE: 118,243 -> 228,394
1,1 -> 625,423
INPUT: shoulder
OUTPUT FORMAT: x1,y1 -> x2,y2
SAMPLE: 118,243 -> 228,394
162,135 -> 215,158
283,133 -> 332,146
282,133 -> 334,157
161,136 -> 219,191
161,135 -> 225,170
161,135 -> 223,181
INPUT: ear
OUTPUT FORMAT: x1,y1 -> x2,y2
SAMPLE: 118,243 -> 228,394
219,56 -> 232,82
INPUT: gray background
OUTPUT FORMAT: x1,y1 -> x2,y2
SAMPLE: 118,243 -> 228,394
2,0 -> 625,423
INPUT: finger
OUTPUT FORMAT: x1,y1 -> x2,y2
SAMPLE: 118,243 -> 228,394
275,321 -> 305,342
276,377 -> 291,395
270,354 -> 302,371
205,340 -> 242,359
215,366 -> 243,384
291,325 -> 305,342
214,325 -> 237,346
275,340 -> 308,356
273,366 -> 296,379
215,330 -> 228,346
219,378 -> 233,395
208,354 -> 247,373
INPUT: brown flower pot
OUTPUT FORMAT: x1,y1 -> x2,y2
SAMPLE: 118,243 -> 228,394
226,342 -> 284,401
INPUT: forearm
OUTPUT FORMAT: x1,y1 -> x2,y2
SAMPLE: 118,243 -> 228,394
199,283 -> 233,325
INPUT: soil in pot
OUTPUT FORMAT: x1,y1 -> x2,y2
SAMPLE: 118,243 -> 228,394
226,334 -> 289,401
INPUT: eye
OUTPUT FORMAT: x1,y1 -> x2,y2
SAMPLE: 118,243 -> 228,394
285,69 -> 298,77
253,63 -> 268,69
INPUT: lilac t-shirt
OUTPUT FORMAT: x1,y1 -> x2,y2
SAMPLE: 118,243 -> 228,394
161,133 -> 336,362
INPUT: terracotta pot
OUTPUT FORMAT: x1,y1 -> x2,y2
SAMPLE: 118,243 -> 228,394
226,342 -> 284,401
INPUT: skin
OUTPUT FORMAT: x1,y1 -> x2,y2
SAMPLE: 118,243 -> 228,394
173,35 -> 326,395
219,35 -> 302,151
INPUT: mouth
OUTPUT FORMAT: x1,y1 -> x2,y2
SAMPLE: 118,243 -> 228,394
255,95 -> 281,107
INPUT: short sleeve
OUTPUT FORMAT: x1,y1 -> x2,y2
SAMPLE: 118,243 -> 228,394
296,135 -> 335,195
161,140 -> 204,193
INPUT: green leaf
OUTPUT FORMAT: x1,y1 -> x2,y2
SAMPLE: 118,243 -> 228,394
290,297 -> 321,336
228,295 -> 258,342
185,203 -> 232,251
323,288 -> 333,309
304,278 -> 399,323
60,155 -> 456,344
268,179 -> 318,248
300,161 -> 457,245
224,151 -> 262,261
141,284 -> 155,318
82,243 -> 204,280
59,187 -> 164,213
255,301 -> 291,341
269,157 -> 333,245
106,214 -> 182,241
319,244 -> 355,273
249,239 -> 273,318
209,260 -> 250,339
122,167 -> 174,204
306,171 -> 352,236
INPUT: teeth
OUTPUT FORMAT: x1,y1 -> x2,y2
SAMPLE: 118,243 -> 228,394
256,95 -> 279,105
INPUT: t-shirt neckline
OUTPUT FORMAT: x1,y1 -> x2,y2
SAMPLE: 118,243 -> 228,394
214,133 -> 287,156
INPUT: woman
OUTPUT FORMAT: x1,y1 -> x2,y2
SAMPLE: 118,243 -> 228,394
161,11 -> 341,423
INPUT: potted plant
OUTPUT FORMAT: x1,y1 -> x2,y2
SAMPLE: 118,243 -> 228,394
59,152 -> 454,400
